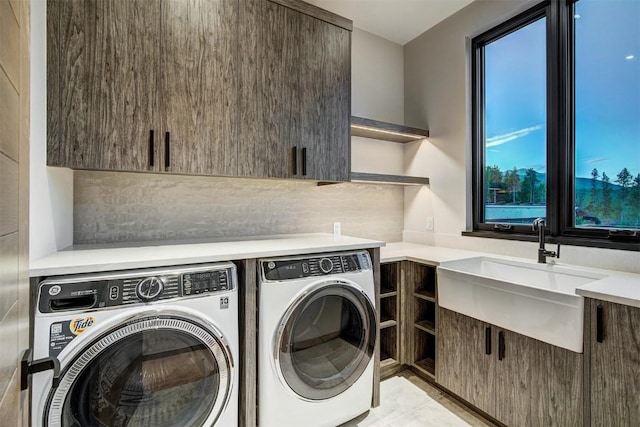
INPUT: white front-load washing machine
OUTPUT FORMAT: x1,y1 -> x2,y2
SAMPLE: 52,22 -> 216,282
258,251 -> 377,427
30,262 -> 239,427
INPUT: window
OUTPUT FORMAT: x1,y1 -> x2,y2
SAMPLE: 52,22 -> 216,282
472,0 -> 640,250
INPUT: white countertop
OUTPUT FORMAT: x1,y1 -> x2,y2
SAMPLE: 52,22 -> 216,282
381,242 -> 640,309
30,233 -> 384,277
576,276 -> 640,309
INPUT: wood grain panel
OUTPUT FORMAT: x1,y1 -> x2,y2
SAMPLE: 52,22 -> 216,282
0,369 -> 19,427
324,21 -> 350,182
57,0 -> 160,171
237,0 -> 267,177
436,308 -> 496,417
368,247 -> 381,408
0,301 -> 18,400
590,299 -> 640,426
237,259 -> 257,427
162,0 -> 238,176
0,0 -> 19,89
549,345 -> 583,426
0,154 -> 18,237
297,12 -> 325,181
262,1 -> 298,178
495,330 -> 536,426
267,0 -> 353,31
46,0 -> 61,165
0,233 -> 18,323
0,69 -> 19,161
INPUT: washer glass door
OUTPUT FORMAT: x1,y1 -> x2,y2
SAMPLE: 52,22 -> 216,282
276,281 -> 376,400
47,315 -> 232,427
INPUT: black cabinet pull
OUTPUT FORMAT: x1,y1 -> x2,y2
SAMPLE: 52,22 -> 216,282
485,327 -> 492,355
164,132 -> 170,170
149,130 -> 155,167
596,305 -> 604,343
301,147 -> 307,176
498,331 -> 505,360
292,146 -> 298,175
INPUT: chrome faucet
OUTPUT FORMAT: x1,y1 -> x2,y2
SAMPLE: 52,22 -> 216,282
532,218 -> 560,263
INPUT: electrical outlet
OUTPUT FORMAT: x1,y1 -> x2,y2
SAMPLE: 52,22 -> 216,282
426,217 -> 434,230
333,222 -> 341,236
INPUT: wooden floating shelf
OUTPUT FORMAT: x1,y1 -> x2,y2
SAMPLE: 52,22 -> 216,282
350,172 -> 430,186
351,116 -> 430,143
414,290 -> 437,302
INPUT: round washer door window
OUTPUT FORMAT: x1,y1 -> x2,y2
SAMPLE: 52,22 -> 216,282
276,281 -> 376,400
46,314 -> 232,427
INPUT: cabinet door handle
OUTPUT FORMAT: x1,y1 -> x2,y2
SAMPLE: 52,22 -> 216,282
596,305 -> 604,343
301,147 -> 307,176
149,130 -> 155,167
485,327 -> 492,355
292,146 -> 298,175
498,331 -> 505,361
164,132 -> 170,170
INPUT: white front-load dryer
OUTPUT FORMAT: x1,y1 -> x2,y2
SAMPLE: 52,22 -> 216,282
258,251 -> 377,427
30,262 -> 239,427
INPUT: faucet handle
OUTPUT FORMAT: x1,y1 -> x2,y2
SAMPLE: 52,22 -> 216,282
532,217 -> 545,231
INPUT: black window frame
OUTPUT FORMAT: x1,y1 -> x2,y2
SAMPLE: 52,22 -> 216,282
468,0 -> 639,252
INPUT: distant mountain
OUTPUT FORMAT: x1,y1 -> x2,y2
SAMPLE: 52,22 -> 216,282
514,169 -> 622,192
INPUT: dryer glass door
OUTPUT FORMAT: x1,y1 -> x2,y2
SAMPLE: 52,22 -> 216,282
46,315 -> 232,427
276,282 -> 376,400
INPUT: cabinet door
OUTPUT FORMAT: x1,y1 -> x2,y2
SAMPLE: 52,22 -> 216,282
49,0 -> 160,171
240,0 -> 350,181
297,12 -> 350,182
496,330 -> 583,427
161,0 -> 239,176
590,299 -> 640,425
436,308 -> 496,417
258,0 -> 300,179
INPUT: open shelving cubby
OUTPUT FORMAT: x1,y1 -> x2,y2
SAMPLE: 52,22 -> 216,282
408,263 -> 438,379
379,262 -> 401,373
350,116 -> 430,186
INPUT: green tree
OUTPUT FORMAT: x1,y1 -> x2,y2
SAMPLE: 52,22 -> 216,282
586,168 -> 599,213
504,167 -> 521,203
485,165 -> 503,204
616,167 -> 633,223
631,173 -> 640,225
519,168 -> 538,203
602,172 -> 612,218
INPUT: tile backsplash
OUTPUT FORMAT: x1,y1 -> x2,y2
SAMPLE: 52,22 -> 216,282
74,171 -> 403,244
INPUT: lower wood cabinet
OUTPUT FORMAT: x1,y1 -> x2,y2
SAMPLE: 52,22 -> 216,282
587,298 -> 640,426
437,307 -> 583,426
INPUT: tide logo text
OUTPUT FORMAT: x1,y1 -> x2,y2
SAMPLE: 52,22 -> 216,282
70,317 -> 95,335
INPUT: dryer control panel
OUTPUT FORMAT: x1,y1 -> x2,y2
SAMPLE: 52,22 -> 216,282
261,251 -> 371,282
37,263 -> 236,314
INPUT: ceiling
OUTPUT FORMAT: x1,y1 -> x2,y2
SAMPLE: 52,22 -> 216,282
305,0 -> 475,45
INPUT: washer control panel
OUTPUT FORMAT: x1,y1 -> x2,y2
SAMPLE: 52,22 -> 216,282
261,251 -> 371,282
38,262 -> 236,313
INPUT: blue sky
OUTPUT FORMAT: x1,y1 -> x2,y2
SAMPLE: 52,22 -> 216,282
484,0 -> 640,181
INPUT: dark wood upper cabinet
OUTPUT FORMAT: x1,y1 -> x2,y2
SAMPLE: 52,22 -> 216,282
49,0 -> 351,181
48,0 -> 161,172
238,0 -> 351,182
161,0 -> 239,176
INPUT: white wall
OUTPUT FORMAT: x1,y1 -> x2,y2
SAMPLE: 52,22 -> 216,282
403,0 -> 640,274
29,0 -> 73,262
351,28 -> 405,176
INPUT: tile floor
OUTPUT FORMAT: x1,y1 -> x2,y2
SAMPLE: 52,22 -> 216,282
340,371 -> 495,427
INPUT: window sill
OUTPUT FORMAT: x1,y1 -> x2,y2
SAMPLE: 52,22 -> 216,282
461,231 -> 640,251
